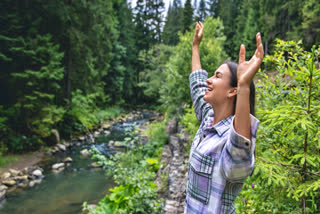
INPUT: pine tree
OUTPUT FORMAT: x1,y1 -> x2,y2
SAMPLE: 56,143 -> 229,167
146,0 -> 165,43
198,0 -> 207,22
301,0 -> 320,49
162,0 -> 183,45
181,0 -> 194,33
207,0 -> 218,17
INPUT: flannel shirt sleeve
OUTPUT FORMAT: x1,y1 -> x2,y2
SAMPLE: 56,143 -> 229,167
189,69 -> 212,122
220,114 -> 259,182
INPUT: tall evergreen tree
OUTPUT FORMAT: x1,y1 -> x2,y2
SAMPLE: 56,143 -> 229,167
198,0 -> 207,21
216,0 -> 242,59
207,0 -> 218,17
146,0 -> 165,43
301,0 -> 320,49
162,0 -> 183,45
181,0 -> 194,33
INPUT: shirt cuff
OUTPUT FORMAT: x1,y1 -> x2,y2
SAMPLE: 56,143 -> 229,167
230,114 -> 260,153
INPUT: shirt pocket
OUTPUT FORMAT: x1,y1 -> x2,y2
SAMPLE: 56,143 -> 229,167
187,149 -> 215,205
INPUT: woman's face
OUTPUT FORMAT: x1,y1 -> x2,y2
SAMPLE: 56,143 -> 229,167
203,64 -> 235,106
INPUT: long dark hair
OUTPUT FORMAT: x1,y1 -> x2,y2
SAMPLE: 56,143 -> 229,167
224,61 -> 255,116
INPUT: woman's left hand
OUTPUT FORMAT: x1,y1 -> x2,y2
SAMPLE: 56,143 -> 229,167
237,33 -> 264,87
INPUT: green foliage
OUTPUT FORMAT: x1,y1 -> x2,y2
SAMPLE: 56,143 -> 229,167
9,34 -> 65,137
181,0 -> 194,33
84,120 -> 168,213
139,44 -> 174,104
181,105 -> 200,137
162,0 -> 183,46
160,17 -> 226,116
235,40 -> 320,213
0,153 -> 19,168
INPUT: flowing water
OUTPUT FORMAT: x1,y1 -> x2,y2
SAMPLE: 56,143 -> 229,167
0,112 -> 153,214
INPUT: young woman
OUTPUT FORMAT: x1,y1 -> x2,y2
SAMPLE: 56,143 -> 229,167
184,22 -> 264,214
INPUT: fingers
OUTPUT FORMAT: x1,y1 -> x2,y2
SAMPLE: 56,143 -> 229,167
239,44 -> 246,64
199,21 -> 203,28
199,24 -> 203,37
256,32 -> 264,59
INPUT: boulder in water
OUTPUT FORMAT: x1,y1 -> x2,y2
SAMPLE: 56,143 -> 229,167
90,162 -> 103,168
52,163 -> 65,170
63,157 -> 73,163
57,144 -> 66,151
32,169 -> 43,177
80,149 -> 90,157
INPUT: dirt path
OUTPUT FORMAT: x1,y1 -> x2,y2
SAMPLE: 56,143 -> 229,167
0,150 -> 46,174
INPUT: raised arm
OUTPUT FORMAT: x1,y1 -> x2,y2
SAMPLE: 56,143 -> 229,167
221,33 -> 263,181
234,33 -> 264,139
190,22 -> 211,122
192,22 -> 203,72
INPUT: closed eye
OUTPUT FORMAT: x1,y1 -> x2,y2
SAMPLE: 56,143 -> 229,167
214,71 -> 222,78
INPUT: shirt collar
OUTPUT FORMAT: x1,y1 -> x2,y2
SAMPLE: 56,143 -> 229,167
205,113 -> 233,137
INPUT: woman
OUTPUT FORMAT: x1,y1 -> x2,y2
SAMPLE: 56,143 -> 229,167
184,22 -> 264,214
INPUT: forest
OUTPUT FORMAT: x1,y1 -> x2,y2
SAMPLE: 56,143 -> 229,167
0,0 -> 320,213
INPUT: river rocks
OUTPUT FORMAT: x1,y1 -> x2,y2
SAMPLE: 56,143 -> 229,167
102,123 -> 111,130
157,118 -> 190,214
2,180 -> 16,186
8,169 -> 20,177
57,144 -> 66,151
165,117 -> 178,135
90,162 -> 103,168
93,131 -> 100,137
29,179 -> 42,187
63,157 -> 73,163
32,169 -> 43,177
13,175 -> 28,182
52,163 -> 65,170
0,185 -> 8,192
103,130 -> 110,135
80,149 -> 90,157
114,141 -> 121,147
1,172 -> 11,180
0,166 -> 45,194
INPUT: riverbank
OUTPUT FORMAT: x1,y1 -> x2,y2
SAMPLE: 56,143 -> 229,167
0,109 -> 156,213
0,151 -> 45,175
0,109 -> 152,204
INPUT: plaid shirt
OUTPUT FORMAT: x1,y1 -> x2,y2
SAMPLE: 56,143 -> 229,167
184,69 -> 259,214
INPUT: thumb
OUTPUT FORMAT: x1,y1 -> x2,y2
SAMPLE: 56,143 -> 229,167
238,44 -> 246,64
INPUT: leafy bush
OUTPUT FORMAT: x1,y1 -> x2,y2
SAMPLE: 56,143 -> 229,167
84,120 -> 168,214
235,40 -> 320,213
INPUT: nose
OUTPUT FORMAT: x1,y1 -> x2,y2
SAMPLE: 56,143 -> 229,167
206,78 -> 212,85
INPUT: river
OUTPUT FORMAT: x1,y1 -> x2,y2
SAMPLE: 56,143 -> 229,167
0,111 -> 153,214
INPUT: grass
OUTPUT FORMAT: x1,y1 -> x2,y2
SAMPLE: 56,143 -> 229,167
0,153 -> 19,168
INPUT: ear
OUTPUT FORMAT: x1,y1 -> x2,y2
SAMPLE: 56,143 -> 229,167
228,87 -> 237,98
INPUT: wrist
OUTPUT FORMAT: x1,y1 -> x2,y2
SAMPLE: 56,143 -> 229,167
237,85 -> 250,94
192,43 -> 200,48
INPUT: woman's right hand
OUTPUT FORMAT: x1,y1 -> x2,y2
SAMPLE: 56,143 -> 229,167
193,21 -> 203,47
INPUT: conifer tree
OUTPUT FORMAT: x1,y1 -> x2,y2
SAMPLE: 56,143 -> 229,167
162,0 -> 183,45
207,0 -> 218,17
198,0 -> 207,22
181,0 -> 194,33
